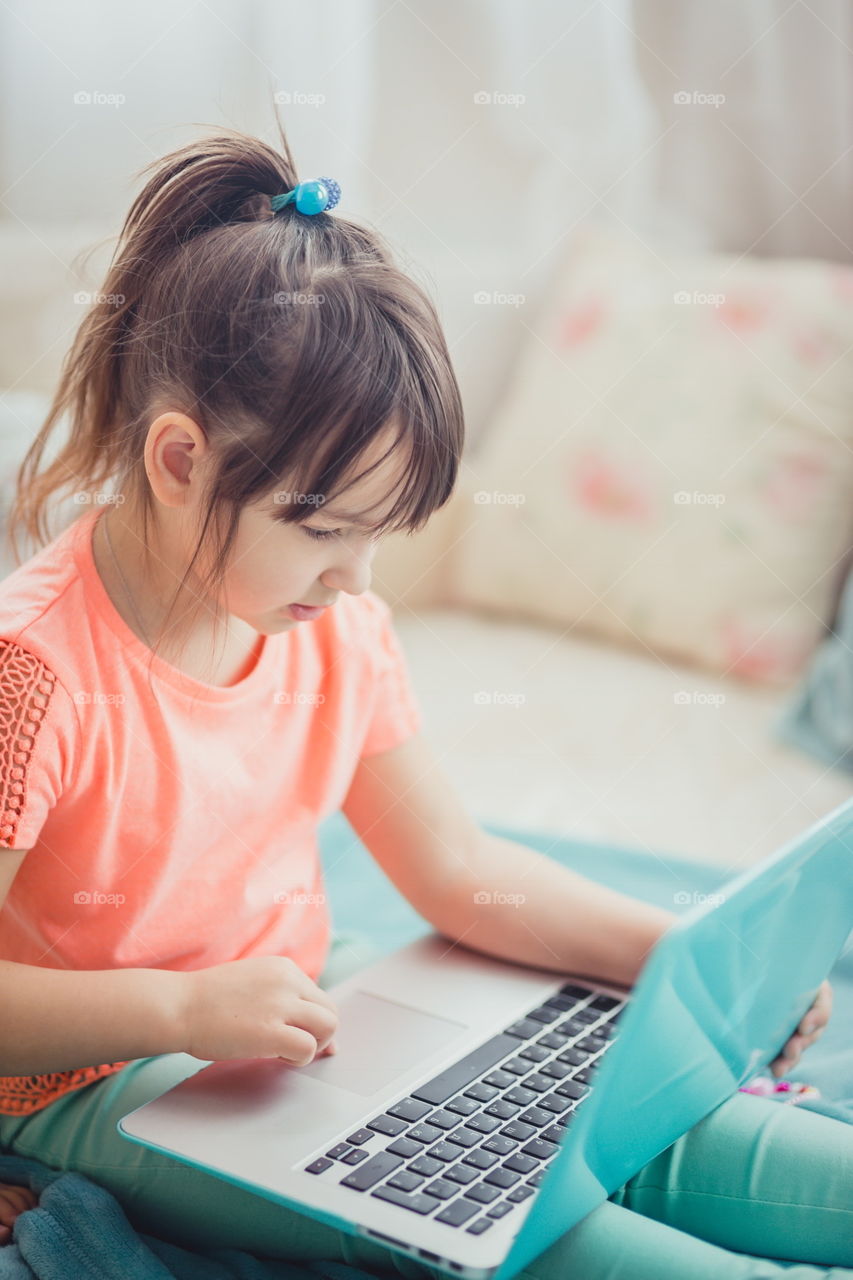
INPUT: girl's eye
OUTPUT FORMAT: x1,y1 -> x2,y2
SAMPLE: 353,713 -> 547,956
303,526 -> 342,542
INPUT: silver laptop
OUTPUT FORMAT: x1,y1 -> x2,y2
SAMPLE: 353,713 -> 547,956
118,797 -> 853,1280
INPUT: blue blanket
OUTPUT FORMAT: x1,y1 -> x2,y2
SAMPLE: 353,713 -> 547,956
2,813 -> 852,1277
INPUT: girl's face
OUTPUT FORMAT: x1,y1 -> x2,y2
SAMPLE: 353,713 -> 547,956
218,429 -> 409,633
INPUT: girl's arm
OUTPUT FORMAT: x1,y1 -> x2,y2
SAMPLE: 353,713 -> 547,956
342,733 -> 676,989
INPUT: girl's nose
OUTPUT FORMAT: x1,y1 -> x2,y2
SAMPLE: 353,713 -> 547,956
321,548 -> 374,597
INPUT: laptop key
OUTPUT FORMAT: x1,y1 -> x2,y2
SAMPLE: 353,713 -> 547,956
326,1143 -> 353,1159
507,1185 -> 535,1202
387,1170 -> 425,1192
522,1138 -> 559,1161
540,1060 -> 571,1080
504,1085 -> 537,1106
306,1157 -> 334,1174
387,1097 -> 432,1123
445,1127 -> 481,1149
503,1057 -> 533,1076
504,1153 -> 538,1175
340,1148 -> 369,1164
444,1163 -> 479,1185
462,1148 -> 500,1170
446,1095 -> 480,1117
483,1099 -> 519,1120
487,1201 -> 515,1218
504,1019 -> 542,1040
465,1113 -> 502,1134
436,1198 -> 480,1226
484,1069 -> 516,1089
466,1217 -> 494,1234
425,1178 -> 459,1200
542,994 -> 579,1012
428,1142 -> 461,1162
557,1047 -> 588,1067
559,983 -> 594,999
387,1137 -> 423,1159
464,1081 -> 500,1103
371,1185 -> 441,1215
590,994 -> 621,1012
556,1080 -> 588,1101
411,1035 -> 520,1106
575,1035 -> 607,1055
519,1043 -> 550,1063
346,1128 -> 376,1146
409,1123 -> 443,1144
341,1151 -> 404,1190
572,1008 -> 599,1025
367,1114 -> 409,1138
409,1155 -> 444,1177
465,1182 -> 502,1203
501,1120 -> 536,1141
542,1125 -> 567,1144
527,1006 -> 561,1024
484,1167 -> 520,1189
573,1068 -> 596,1085
521,1075 -> 552,1094
519,1107 -> 551,1128
536,1032 -> 569,1050
428,1110 -> 462,1130
539,1093 -> 572,1114
482,1135 -> 517,1156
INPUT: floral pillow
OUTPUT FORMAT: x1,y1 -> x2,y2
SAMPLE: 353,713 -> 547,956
449,224 -> 853,683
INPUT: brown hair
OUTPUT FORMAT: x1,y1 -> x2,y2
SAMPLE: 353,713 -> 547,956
9,115 -> 464,680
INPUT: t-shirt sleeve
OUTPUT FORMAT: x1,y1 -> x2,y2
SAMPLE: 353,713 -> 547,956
358,592 -> 423,759
0,639 -> 77,850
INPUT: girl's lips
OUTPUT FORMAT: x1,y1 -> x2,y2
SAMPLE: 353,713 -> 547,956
287,603 -> 329,621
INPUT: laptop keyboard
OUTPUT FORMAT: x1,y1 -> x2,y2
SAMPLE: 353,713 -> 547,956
301,981 -> 627,1238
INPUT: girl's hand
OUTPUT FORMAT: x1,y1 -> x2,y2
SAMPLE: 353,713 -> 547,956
182,955 -> 339,1065
768,979 -> 832,1079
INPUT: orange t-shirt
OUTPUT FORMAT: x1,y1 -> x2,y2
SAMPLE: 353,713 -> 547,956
0,506 -> 422,1114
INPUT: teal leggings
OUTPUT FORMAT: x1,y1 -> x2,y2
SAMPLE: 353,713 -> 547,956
2,932 -> 853,1279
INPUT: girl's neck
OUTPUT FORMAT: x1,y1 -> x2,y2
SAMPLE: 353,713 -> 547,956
92,509 -> 263,688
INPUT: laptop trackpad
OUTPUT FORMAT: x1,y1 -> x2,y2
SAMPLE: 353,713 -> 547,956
298,989 -> 469,1097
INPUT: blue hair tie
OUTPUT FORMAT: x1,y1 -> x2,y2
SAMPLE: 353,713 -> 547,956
270,177 -> 341,216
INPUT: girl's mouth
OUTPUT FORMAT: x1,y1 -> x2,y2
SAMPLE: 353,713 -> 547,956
287,603 -> 329,621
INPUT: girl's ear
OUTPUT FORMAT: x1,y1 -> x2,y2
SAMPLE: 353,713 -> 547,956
146,412 -> 209,506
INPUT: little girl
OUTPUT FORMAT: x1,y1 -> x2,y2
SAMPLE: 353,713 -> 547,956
0,122 -> 847,1279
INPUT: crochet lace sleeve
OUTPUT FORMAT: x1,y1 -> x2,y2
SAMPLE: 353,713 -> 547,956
0,640 -> 68,849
